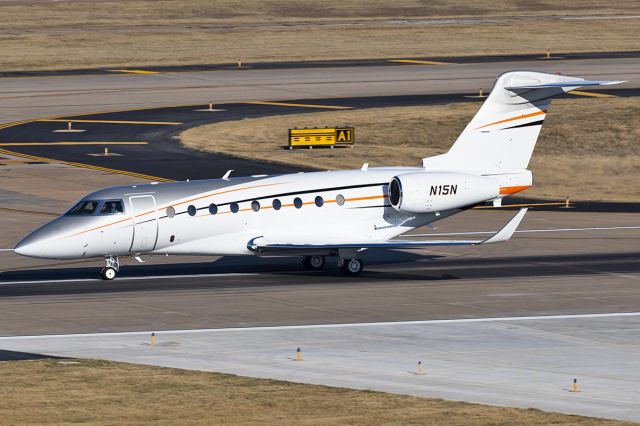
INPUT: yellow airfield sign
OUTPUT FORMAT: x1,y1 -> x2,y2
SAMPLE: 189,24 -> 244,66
289,126 -> 354,148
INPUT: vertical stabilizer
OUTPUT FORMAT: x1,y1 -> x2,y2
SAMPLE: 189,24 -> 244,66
422,71 -> 623,172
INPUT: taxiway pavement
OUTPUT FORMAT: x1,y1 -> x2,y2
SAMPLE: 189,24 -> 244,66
1,56 -> 639,123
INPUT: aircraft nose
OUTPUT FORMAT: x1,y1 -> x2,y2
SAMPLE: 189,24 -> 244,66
14,229 -> 50,258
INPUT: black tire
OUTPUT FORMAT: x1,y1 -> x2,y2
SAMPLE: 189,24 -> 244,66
302,255 -> 326,270
100,267 -> 117,280
340,258 -> 363,276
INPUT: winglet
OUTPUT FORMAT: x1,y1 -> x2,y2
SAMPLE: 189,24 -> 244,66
482,208 -> 527,244
222,169 -> 234,180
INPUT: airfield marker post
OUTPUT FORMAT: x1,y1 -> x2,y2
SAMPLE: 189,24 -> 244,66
296,347 -> 301,361
416,361 -> 425,375
151,332 -> 156,346
573,378 -> 577,392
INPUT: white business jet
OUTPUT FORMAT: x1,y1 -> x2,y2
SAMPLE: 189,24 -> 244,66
14,71 -> 621,279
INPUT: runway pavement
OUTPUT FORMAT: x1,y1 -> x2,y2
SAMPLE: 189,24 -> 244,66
1,210 -> 639,336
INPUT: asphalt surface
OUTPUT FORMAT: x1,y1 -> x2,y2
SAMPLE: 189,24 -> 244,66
1,89 -> 639,211
2,50 -> 639,78
1,236 -> 639,335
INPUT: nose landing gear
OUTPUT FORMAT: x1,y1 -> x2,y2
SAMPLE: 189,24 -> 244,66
100,256 -> 119,280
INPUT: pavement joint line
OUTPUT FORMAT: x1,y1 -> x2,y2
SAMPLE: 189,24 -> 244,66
0,148 -> 173,182
0,142 -> 149,146
37,119 -> 182,125
388,59 -> 453,65
0,272 -> 261,284
244,101 -> 353,109
409,225 -> 640,237
568,90 -> 616,98
1,312 -> 639,340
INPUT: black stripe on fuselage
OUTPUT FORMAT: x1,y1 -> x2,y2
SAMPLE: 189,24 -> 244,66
151,181 -> 388,219
501,119 -> 544,130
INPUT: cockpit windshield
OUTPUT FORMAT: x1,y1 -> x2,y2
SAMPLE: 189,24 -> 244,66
66,199 -> 124,216
100,200 -> 124,214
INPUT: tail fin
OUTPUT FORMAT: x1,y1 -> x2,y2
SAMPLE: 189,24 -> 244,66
423,71 -> 623,172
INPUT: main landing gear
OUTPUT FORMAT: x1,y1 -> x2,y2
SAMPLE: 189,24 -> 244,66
338,258 -> 364,276
100,255 -> 119,280
302,255 -> 364,276
302,255 -> 326,270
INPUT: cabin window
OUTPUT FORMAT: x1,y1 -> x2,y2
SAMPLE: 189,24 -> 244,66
99,200 -> 124,215
272,199 -> 281,210
66,200 -> 100,215
315,196 -> 324,207
230,202 -> 239,213
166,206 -> 175,218
251,200 -> 260,212
209,204 -> 218,215
170,235 -> 175,242
187,205 -> 197,216
293,197 -> 303,209
336,194 -> 345,206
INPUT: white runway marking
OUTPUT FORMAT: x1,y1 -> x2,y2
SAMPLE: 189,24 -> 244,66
0,272 -> 261,286
410,225 -> 640,237
2,311 -> 639,340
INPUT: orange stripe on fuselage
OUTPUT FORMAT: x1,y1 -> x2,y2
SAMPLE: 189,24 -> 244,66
64,182 -> 286,238
499,185 -> 531,195
475,110 -> 546,130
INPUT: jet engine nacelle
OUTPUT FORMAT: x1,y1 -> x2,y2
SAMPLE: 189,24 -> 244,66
389,172 -> 500,214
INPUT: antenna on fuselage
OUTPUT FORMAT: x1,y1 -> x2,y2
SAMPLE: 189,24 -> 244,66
222,170 -> 234,180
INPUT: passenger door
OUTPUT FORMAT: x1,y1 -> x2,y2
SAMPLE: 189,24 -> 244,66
129,195 -> 158,252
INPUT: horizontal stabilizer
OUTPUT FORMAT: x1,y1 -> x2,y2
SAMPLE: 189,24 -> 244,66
506,80 -> 625,90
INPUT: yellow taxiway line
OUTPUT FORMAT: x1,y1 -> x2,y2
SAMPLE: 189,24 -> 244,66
244,101 -> 352,110
108,69 -> 160,75
0,148 -> 173,182
388,59 -> 452,65
37,119 -> 181,125
568,90 -> 615,98
475,202 -> 571,209
0,142 -> 148,146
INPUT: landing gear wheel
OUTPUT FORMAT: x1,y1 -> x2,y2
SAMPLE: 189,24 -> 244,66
340,258 -> 363,276
100,266 -> 117,280
302,255 -> 326,270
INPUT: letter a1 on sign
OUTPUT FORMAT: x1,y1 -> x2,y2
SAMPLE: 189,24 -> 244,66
335,127 -> 354,145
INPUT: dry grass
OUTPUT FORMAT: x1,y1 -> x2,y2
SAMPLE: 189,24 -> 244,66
0,359 -> 631,425
1,0 -> 639,71
180,97 -> 640,202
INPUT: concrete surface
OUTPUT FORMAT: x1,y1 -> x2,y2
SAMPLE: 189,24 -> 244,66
2,314 -> 639,421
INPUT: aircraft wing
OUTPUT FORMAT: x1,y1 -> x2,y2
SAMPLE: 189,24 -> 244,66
248,209 -> 526,254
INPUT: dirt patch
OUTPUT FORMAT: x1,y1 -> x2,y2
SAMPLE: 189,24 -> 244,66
0,359 -> 630,425
180,97 -> 640,202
